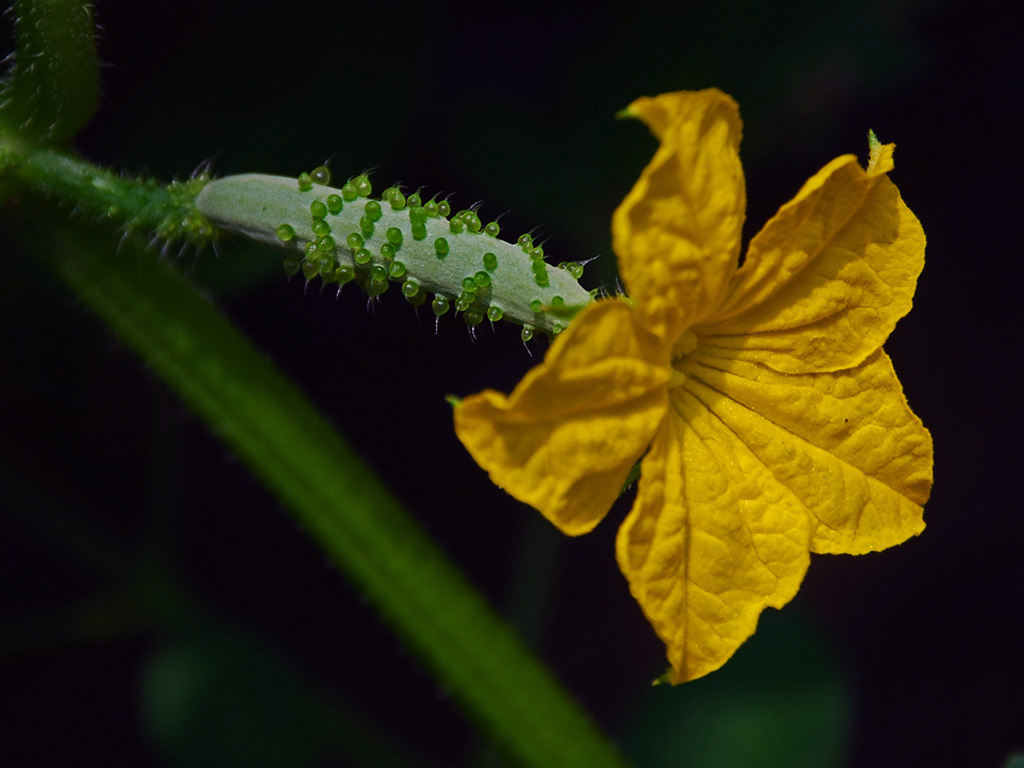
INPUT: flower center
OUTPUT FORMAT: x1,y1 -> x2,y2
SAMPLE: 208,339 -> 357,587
668,329 -> 697,388
672,329 -> 698,361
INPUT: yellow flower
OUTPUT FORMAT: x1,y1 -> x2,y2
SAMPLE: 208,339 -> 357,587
453,89 -> 933,683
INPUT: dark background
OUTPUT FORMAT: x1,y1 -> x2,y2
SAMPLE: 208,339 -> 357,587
2,0 -> 1021,766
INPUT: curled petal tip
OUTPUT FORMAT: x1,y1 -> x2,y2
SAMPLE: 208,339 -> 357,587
867,131 -> 896,175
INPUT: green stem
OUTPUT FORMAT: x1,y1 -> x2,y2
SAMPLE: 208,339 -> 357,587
0,0 -> 100,144
39,217 -> 629,768
4,2 -> 626,762
3,146 -> 214,244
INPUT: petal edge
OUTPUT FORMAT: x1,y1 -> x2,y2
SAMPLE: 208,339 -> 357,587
613,89 -> 747,340
454,300 -> 669,535
617,391 -> 811,683
702,149 -> 924,374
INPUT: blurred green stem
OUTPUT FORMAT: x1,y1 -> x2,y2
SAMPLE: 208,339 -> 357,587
0,0 -> 99,144
6,146 -> 176,222
36,217 -> 628,768
4,0 -> 629,761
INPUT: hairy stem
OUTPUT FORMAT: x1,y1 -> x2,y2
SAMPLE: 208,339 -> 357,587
0,0 -> 100,144
2,145 -> 216,246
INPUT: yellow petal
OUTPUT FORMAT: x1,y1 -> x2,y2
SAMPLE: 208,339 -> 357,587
617,391 -> 811,683
453,300 -> 669,536
700,148 -> 925,373
680,347 -> 932,553
613,89 -> 746,341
